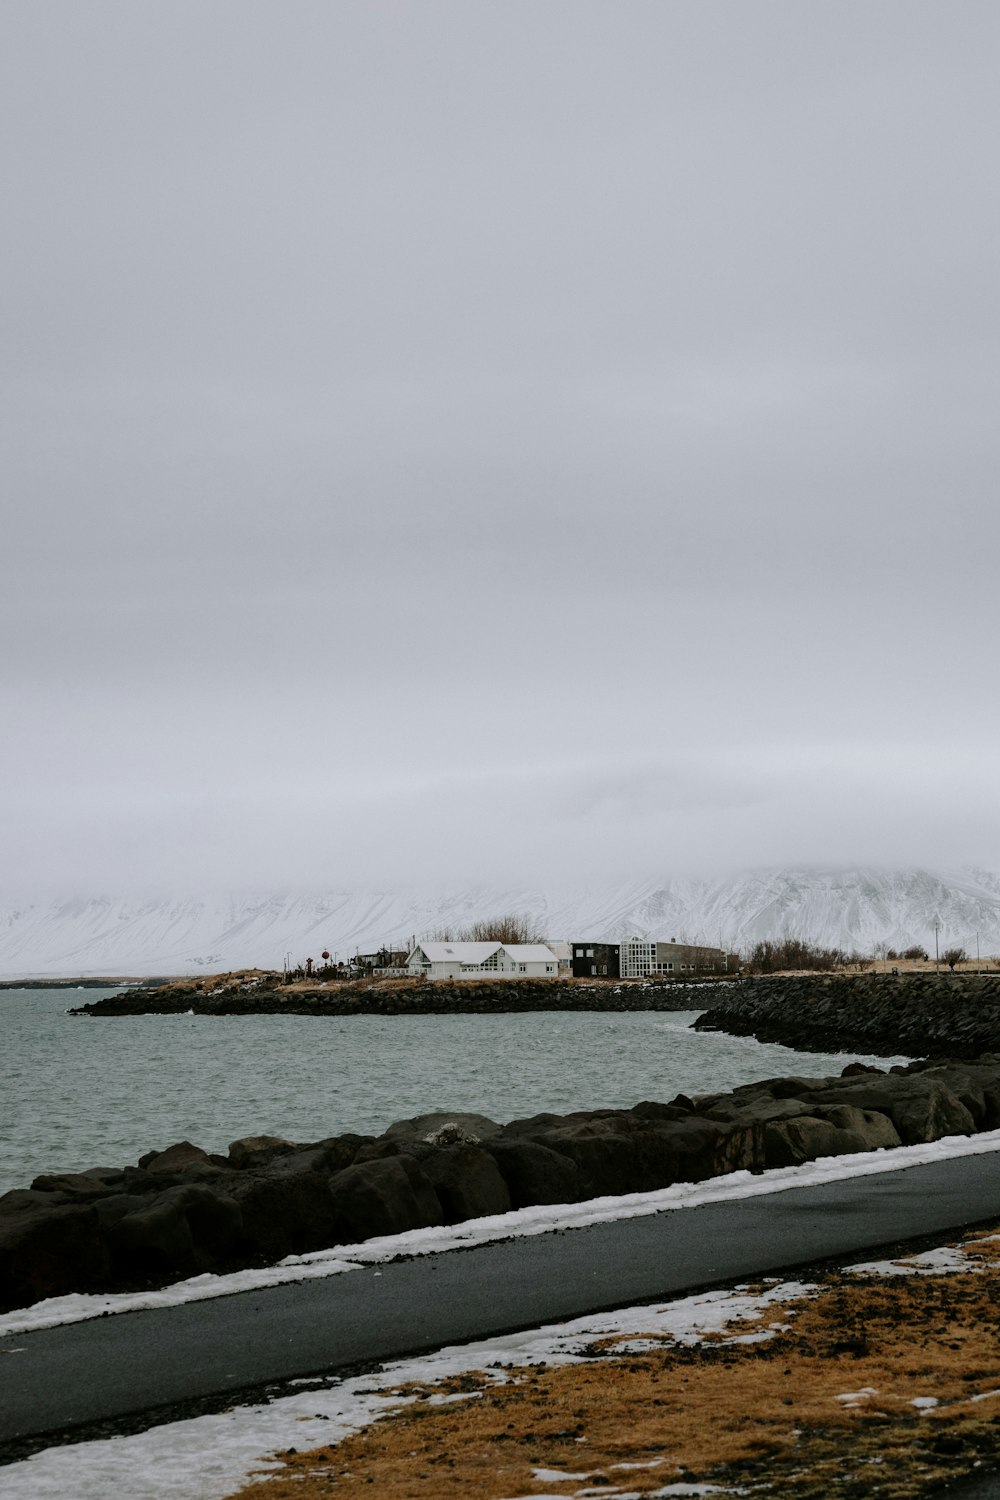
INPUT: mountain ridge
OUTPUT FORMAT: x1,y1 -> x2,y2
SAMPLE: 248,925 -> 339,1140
2,867 -> 999,976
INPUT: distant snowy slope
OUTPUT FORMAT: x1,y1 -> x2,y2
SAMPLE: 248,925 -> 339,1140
3,868 -> 1000,976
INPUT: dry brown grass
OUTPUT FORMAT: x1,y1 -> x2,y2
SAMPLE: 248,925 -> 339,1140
223,1231 -> 1000,1500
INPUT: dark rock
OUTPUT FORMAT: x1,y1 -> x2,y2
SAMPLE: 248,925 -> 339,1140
328,1155 -> 443,1243
814,1105 -> 902,1150
631,1100 -> 693,1120
140,1142 -> 227,1177
77,975 -> 739,1019
916,1063 -> 1000,1129
485,1139 -> 584,1208
92,1194 -> 143,1230
108,1184 -> 242,1278
299,1135 -> 374,1174
230,1171 -> 338,1259
811,1076 -> 975,1145
660,1116 -> 764,1182
500,1112 -> 572,1137
30,1167 -> 125,1196
0,1197 -> 110,1310
763,1107 -> 901,1169
420,1144 -> 512,1223
120,1166 -> 159,1195
227,1136 -> 296,1169
382,1111 -> 502,1145
692,973 -> 1000,1058
353,1138 -> 408,1163
259,1136 -> 371,1178
703,1096 -> 815,1126
540,1114 -> 761,1196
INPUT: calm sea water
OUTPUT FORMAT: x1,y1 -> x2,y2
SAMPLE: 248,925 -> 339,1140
1,988 -> 909,1194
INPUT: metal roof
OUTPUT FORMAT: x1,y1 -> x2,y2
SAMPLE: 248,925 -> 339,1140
410,942 -> 501,964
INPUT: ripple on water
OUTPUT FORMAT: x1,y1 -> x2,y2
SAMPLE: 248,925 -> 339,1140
1,990 -> 909,1190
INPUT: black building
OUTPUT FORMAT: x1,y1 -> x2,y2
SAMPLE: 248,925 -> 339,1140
571,942 -> 621,979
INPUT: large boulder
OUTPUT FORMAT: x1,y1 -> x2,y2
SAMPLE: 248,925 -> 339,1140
764,1107 -> 901,1169
108,1183 -> 242,1279
382,1112 -> 502,1145
138,1141 -> 228,1177
420,1143 -> 512,1223
328,1155 -> 443,1243
259,1135 -> 372,1178
810,1076 -> 976,1145
815,1104 -> 902,1150
227,1136 -> 296,1170
501,1110 -> 607,1138
30,1167 -> 127,1196
536,1114 -> 757,1197
0,1191 -> 111,1309
702,1096 -> 817,1126
914,1063 -> 1000,1130
484,1138 -> 584,1208
651,1116 -> 764,1183
231,1170 -> 338,1259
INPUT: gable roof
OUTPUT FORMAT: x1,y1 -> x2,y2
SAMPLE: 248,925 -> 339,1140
410,942 -> 501,965
500,944 -> 558,962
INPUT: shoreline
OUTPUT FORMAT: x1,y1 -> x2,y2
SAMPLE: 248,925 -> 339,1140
70,973 -> 734,1017
5,1051 -> 1000,1317
695,972 -> 1000,1058
8,1154 -> 1000,1494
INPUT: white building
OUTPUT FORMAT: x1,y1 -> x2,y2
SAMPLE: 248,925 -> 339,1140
406,941 -> 559,981
618,938 -> 729,978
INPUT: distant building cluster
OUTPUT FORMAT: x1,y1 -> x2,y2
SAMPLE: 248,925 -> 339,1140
570,939 -> 731,979
289,936 -> 732,983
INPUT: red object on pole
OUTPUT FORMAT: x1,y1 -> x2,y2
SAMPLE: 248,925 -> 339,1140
321,950 -> 330,961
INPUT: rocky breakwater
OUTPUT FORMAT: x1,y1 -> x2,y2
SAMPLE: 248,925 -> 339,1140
73,975 -> 732,1017
694,973 -> 1000,1058
4,1057 -> 1000,1314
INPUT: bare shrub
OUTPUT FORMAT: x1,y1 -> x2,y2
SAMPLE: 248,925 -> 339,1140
744,938 -> 851,974
429,913 -> 543,944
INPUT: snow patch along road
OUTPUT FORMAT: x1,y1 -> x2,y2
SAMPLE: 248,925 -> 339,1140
5,1127 -> 1000,1338
0,1279 -> 816,1500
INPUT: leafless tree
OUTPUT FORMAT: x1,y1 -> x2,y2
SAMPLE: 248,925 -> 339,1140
427,913 -> 543,944
743,938 -> 850,973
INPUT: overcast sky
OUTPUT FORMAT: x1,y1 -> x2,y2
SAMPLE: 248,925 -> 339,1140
4,1 -> 999,896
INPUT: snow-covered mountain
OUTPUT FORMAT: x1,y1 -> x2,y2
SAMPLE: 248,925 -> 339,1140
3,868 -> 1000,977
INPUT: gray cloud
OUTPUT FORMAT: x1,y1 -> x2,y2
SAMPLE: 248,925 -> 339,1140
4,1 -> 999,897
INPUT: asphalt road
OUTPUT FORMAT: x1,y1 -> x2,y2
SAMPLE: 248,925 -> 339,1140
3,1151 -> 1000,1456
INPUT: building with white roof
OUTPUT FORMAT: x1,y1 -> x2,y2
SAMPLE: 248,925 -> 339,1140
406,941 -> 559,981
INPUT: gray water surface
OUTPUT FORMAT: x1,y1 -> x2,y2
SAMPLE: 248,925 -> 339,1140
1,988 -> 908,1193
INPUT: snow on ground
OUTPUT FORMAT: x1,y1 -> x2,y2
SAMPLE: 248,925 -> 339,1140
9,1217 -> 994,1500
847,1244 -> 974,1277
5,1126 -> 1000,1338
0,1279 -> 814,1500
6,1132 -> 1000,1499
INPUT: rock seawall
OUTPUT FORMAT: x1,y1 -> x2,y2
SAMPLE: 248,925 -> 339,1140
73,977 -> 730,1018
693,973 -> 1000,1057
4,1055 -> 1000,1314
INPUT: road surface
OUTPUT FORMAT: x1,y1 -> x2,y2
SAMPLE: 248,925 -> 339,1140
4,1150 -> 1000,1457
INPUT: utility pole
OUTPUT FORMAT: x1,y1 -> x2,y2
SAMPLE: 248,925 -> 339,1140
933,918 -> 940,975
